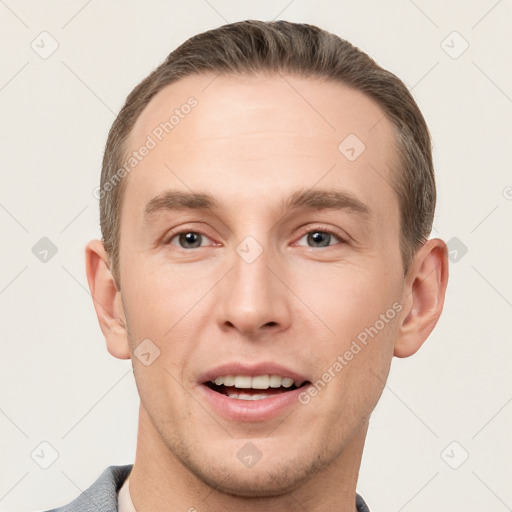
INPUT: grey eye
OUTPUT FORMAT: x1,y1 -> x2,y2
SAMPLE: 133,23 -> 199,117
173,232 -> 205,248
307,231 -> 332,247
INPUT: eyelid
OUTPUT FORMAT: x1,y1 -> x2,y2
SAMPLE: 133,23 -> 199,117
168,232 -> 214,248
162,223 -> 348,248
163,225 -> 218,247
292,224 -> 348,246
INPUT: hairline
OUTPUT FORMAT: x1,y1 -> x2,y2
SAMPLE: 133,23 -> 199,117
110,71 -> 416,286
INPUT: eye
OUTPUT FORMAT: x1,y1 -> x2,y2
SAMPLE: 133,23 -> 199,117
167,231 -> 212,249
295,229 -> 343,248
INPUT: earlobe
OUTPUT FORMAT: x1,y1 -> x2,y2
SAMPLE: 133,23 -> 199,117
394,238 -> 449,358
85,240 -> 131,360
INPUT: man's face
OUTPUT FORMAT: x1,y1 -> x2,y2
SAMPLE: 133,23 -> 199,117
118,73 -> 405,494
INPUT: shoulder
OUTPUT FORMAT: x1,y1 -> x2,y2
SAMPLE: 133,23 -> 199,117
40,464 -> 133,512
356,492 -> 371,512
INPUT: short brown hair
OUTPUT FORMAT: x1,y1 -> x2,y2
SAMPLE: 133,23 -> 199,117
100,20 -> 435,286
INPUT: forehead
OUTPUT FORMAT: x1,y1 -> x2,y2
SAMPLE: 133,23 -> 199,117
123,72 -> 398,220
128,71 -> 393,152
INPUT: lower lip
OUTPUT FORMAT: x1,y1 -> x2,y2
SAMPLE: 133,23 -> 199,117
199,384 -> 306,422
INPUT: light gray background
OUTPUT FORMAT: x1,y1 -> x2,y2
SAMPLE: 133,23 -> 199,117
1,1 -> 511,511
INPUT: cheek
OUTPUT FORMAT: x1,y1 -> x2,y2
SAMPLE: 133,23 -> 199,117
303,312 -> 398,435
121,257 -> 219,399
287,259 -> 401,340
290,262 -> 400,403
121,254 -> 208,332
123,267 -> 201,421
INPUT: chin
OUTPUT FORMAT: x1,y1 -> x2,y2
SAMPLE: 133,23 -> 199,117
189,460 -> 315,497
171,436 -> 338,498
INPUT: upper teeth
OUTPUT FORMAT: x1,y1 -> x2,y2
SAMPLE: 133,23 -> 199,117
212,375 -> 301,389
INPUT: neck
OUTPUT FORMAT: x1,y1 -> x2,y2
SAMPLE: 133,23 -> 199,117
128,405 -> 368,512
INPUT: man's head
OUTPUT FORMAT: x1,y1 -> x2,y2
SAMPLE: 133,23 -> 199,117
98,20 -> 435,288
86,20 -> 448,500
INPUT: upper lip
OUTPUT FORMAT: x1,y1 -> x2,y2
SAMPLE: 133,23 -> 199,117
197,362 -> 309,386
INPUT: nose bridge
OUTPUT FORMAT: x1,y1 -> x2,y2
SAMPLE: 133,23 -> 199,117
216,236 -> 290,334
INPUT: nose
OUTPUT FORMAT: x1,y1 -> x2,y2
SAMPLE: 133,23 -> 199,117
216,243 -> 292,337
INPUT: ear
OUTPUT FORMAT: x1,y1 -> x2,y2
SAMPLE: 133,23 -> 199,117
85,239 -> 130,360
394,238 -> 449,358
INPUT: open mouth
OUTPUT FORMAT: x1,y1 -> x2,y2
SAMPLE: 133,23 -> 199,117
204,375 -> 311,401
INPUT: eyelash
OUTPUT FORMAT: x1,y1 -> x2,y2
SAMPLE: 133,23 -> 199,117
164,225 -> 346,249
294,225 -> 346,247
165,231 -> 212,248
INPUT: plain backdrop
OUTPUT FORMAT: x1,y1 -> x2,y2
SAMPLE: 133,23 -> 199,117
1,1 -> 511,511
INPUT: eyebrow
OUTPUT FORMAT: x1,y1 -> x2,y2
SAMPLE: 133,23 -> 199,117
143,188 -> 370,219
286,188 -> 370,216
144,190 -> 217,217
